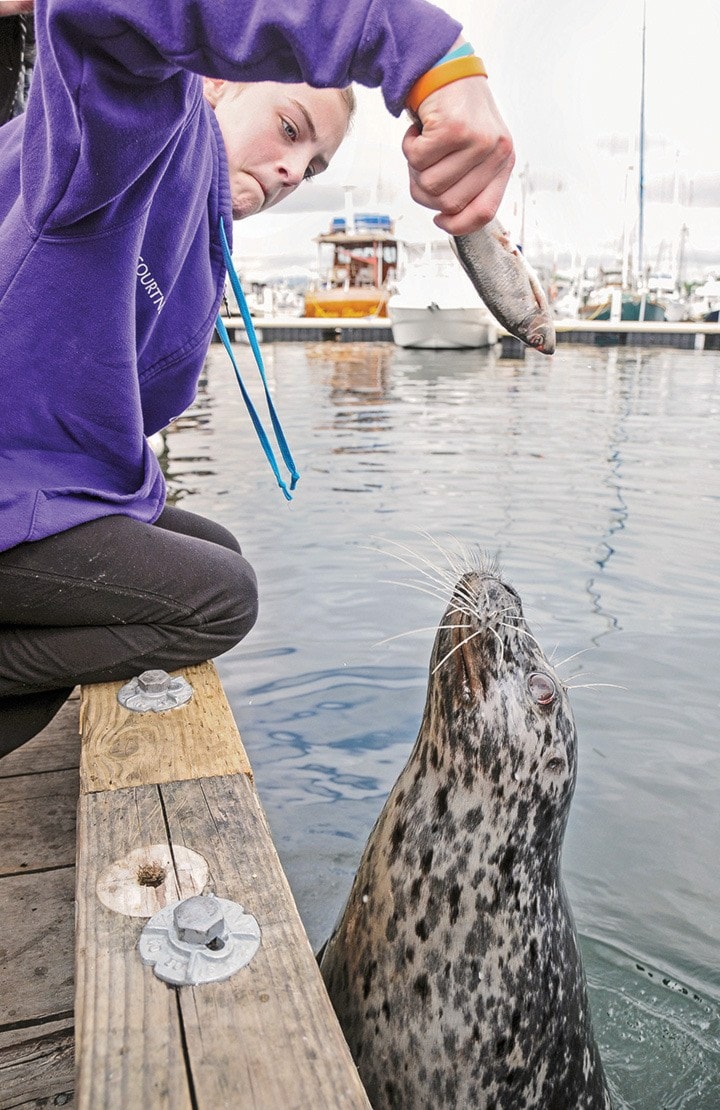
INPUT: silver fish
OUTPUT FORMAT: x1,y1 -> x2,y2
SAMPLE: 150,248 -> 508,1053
452,219 -> 556,353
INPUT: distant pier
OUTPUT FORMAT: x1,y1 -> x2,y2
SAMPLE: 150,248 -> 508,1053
553,318 -> 720,351
217,315 -> 393,344
216,315 -> 720,350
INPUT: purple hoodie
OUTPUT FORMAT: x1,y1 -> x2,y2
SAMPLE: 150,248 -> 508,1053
0,0 -> 460,552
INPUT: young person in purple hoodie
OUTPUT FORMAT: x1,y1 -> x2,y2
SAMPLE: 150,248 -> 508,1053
0,0 -> 515,751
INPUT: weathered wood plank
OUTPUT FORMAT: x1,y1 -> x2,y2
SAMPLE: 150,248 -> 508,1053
75,661 -> 370,1108
162,774 -> 371,1108
0,870 -> 75,1027
79,662 -> 252,793
0,769 -> 79,876
0,1020 -> 74,1110
74,786 -> 193,1110
0,697 -> 80,778
0,701 -> 79,1108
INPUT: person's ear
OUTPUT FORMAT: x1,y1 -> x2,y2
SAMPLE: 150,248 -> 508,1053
202,78 -> 226,108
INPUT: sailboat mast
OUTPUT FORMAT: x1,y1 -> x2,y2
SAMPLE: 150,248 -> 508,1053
637,0 -> 647,286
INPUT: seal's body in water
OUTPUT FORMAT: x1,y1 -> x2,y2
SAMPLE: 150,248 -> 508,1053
320,562 -> 611,1109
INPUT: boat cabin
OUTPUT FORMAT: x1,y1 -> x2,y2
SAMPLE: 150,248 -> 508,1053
304,213 -> 398,319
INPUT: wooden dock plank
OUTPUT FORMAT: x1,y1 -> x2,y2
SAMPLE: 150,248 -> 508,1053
0,696 -> 80,778
75,660 -> 370,1108
0,1019 -> 74,1110
79,662 -> 252,793
0,696 -> 79,1108
0,768 -> 79,876
74,785 -> 193,1109
162,774 -> 371,1108
0,869 -> 75,1027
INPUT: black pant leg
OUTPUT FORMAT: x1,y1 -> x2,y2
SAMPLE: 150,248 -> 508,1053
0,688 -> 75,754
0,509 -> 258,751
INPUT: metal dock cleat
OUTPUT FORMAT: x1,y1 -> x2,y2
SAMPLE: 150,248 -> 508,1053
117,668 -> 193,712
138,893 -> 261,986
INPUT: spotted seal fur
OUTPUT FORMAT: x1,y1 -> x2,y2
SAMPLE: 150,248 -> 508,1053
320,557 -> 612,1109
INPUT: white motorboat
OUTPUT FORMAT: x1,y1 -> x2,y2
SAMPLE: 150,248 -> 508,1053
690,276 -> 720,321
388,241 -> 494,349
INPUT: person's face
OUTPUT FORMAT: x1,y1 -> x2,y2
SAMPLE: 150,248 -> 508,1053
206,82 -> 349,220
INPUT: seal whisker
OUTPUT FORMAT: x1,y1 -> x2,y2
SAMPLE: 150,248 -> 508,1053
554,648 -> 592,669
489,624 -> 506,662
401,572 -> 457,599
390,552 -> 457,594
418,530 -> 474,577
450,585 -> 485,615
562,668 -> 610,682
368,537 -> 461,592
499,621 -> 545,654
374,624 -> 471,646
381,572 -> 482,621
565,681 -> 627,691
490,603 -> 521,622
393,556 -> 461,599
381,558 -> 469,612
419,530 -> 498,582
431,627 -> 485,674
381,578 -> 469,609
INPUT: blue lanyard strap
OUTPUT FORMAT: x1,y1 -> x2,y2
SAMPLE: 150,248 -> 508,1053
216,217 -> 299,500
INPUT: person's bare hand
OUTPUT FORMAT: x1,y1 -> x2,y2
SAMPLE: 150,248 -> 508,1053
0,1 -> 35,15
402,72 -> 514,236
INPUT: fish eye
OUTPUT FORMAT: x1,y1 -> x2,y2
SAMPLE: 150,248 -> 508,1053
527,672 -> 556,706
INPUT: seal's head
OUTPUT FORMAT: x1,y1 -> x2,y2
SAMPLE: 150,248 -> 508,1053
422,559 -> 576,865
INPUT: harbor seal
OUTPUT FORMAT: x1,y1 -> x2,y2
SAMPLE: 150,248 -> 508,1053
320,557 -> 611,1109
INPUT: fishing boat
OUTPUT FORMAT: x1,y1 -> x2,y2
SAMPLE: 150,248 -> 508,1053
387,239 -> 494,348
579,269 -> 666,322
304,212 -> 398,319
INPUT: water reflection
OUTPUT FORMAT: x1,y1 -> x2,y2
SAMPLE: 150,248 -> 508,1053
584,348 -> 629,638
163,368 -> 216,503
306,341 -> 393,407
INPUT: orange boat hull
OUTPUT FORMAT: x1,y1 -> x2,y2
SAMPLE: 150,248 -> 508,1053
304,288 -> 389,319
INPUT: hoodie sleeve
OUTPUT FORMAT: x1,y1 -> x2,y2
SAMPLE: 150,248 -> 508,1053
43,0 -> 461,115
21,0 -> 461,232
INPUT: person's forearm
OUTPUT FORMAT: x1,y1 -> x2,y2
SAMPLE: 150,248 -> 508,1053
32,0 -> 459,115
0,2 -> 35,16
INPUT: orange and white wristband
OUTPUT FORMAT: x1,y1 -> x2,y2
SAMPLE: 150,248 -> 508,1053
405,49 -> 488,115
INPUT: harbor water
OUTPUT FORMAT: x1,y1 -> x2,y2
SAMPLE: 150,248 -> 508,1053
163,338 -> 720,1109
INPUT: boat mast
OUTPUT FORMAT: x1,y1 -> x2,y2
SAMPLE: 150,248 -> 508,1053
637,0 -> 647,289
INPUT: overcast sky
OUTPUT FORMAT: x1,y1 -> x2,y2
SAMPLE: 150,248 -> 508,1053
234,0 -> 719,281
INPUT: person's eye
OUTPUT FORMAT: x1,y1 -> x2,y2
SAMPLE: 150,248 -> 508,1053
282,117 -> 298,141
303,164 -> 316,182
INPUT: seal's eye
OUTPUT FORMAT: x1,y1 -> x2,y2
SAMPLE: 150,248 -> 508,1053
528,672 -> 557,706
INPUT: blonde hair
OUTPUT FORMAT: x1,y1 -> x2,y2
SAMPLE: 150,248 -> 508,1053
208,78 -> 356,132
339,85 -> 357,129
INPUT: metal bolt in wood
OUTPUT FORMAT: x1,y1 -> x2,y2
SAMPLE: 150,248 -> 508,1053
138,893 -> 261,986
117,668 -> 193,712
